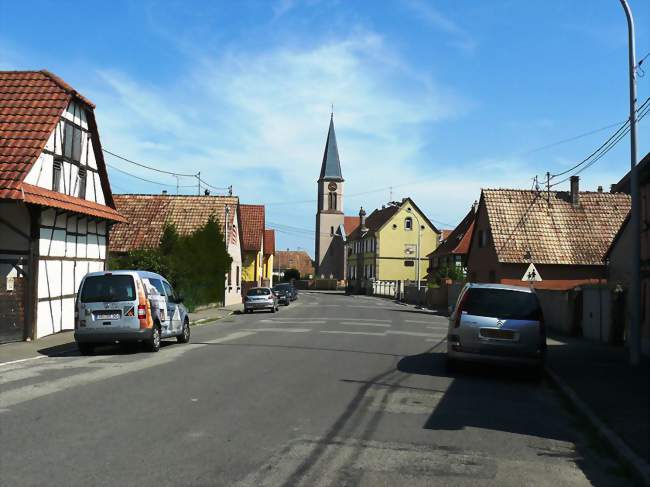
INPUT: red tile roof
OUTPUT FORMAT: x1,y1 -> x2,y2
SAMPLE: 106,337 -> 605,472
273,250 -> 314,276
239,204 -> 265,252
482,189 -> 630,265
0,70 -> 121,221
23,184 -> 125,222
441,229 -> 453,241
110,194 -> 238,252
263,229 -> 275,256
429,206 -> 476,258
344,216 -> 360,236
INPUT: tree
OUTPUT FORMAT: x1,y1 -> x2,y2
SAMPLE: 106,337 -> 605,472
284,268 -> 300,281
434,264 -> 465,285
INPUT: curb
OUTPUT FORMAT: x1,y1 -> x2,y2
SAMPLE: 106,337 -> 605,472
190,311 -> 235,326
545,366 -> 650,486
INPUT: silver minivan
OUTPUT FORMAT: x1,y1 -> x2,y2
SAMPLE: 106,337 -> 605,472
447,283 -> 546,371
74,270 -> 190,354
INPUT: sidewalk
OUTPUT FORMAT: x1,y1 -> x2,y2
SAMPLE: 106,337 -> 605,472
546,333 -> 650,483
0,302 -> 243,366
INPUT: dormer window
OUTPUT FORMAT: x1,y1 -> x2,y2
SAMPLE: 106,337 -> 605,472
405,217 -> 413,231
63,121 -> 82,162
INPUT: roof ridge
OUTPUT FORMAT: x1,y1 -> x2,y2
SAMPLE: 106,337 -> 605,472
39,70 -> 96,108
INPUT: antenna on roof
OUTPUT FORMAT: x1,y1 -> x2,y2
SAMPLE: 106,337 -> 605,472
331,103 -> 334,119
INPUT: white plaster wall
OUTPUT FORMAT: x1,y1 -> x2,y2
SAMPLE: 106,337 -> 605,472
224,212 -> 243,306
93,172 -> 105,205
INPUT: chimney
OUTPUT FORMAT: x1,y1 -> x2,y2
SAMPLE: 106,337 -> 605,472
359,206 -> 367,232
570,176 -> 580,207
162,190 -> 168,195
597,185 -> 603,193
610,184 -> 617,193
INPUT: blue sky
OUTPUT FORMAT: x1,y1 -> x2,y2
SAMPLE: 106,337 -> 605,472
1,0 -> 648,255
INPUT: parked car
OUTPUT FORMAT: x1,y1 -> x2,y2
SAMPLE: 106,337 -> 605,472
244,287 -> 279,313
74,270 -> 190,355
272,284 -> 292,306
447,283 -> 546,374
289,284 -> 298,301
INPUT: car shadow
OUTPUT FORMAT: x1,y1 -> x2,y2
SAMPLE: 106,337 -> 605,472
38,340 -> 177,357
395,351 -> 633,486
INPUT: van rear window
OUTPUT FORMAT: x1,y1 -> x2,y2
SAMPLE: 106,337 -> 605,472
463,288 -> 541,320
80,275 -> 136,303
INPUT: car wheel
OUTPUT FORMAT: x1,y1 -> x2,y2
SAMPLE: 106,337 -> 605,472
177,319 -> 190,343
78,343 -> 94,356
146,325 -> 161,352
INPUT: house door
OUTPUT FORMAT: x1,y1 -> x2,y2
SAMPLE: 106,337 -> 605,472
0,272 -> 26,344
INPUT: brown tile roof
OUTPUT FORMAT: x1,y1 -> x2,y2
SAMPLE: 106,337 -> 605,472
348,205 -> 400,240
263,229 -> 275,256
110,194 -> 239,252
0,70 -> 121,221
273,250 -> 315,276
239,204 -> 265,252
430,207 -> 476,258
344,216 -> 360,236
482,189 -> 630,265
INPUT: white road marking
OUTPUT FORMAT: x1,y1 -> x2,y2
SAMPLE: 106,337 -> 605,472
319,331 -> 386,336
258,320 -> 326,325
243,328 -> 311,333
0,355 -> 47,368
386,330 -> 446,338
337,322 -> 391,327
205,331 -> 256,344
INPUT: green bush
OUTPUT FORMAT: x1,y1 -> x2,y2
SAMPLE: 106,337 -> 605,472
108,217 -> 232,311
433,264 -> 466,285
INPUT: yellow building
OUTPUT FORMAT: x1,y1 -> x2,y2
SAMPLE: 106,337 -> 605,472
263,229 -> 275,287
347,198 -> 439,287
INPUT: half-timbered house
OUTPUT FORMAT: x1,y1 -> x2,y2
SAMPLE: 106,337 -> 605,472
0,70 -> 125,343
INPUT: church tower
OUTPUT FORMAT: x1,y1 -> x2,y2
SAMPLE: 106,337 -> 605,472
315,114 -> 345,279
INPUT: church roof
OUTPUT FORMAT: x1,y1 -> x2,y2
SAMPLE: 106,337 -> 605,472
319,115 -> 343,181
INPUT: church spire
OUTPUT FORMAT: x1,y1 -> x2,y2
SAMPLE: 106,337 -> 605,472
319,114 -> 343,181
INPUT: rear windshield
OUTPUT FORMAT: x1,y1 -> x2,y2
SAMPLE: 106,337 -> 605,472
462,288 -> 541,320
248,288 -> 270,296
273,285 -> 290,291
80,275 -> 136,303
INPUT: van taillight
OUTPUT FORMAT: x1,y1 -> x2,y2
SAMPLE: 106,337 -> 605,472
454,291 -> 470,328
137,304 -> 146,319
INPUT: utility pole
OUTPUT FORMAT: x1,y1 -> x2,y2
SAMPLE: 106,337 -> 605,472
197,172 -> 201,196
620,0 -> 641,365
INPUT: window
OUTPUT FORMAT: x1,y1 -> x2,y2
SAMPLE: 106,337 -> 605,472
405,217 -> 413,230
462,288 -> 541,321
77,167 -> 87,198
236,266 -> 240,286
404,260 -> 415,267
63,121 -> 82,162
80,275 -> 135,303
227,269 -> 232,286
328,191 -> 337,210
162,281 -> 178,302
330,226 -> 334,237
478,229 -> 488,248
53,159 -> 62,192
149,278 -> 165,295
247,288 -> 271,296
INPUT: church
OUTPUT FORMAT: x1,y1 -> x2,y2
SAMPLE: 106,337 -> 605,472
315,115 -> 360,279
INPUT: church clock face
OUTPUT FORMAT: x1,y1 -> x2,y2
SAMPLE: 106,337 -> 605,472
328,182 -> 338,191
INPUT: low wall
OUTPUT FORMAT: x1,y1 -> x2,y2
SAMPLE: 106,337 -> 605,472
536,289 -> 577,335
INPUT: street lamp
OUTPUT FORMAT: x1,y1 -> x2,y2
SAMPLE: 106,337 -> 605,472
406,208 -> 422,291
619,0 -> 641,366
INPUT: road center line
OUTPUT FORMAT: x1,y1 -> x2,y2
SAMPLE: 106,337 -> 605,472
337,322 -> 391,327
242,328 -> 311,333
319,331 -> 386,336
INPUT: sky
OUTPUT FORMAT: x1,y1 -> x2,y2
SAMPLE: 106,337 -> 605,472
1,0 -> 649,256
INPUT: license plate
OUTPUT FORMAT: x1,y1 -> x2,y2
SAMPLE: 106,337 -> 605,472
480,328 -> 515,340
96,312 -> 120,320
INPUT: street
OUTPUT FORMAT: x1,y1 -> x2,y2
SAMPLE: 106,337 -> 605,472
0,292 -> 630,486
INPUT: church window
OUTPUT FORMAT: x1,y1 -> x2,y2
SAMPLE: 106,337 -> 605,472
328,191 -> 337,210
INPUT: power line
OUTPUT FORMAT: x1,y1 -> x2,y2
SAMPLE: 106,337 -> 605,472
549,96 -> 650,180
103,149 -> 197,177
106,163 -> 195,188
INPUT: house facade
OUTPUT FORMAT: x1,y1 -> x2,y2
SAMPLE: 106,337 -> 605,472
347,198 -> 439,289
606,152 -> 650,355
0,71 -> 126,343
427,202 -> 476,282
240,204 -> 265,294
263,229 -> 275,287
466,178 -> 630,289
109,194 -> 243,306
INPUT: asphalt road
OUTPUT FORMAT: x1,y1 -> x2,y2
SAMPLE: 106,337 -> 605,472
0,292 -> 632,486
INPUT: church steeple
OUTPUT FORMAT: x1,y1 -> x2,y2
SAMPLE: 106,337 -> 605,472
319,114 -> 343,182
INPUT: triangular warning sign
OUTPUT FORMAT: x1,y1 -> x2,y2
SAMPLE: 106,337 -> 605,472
522,263 -> 542,282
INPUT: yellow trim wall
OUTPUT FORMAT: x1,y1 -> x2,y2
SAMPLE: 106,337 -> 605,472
242,250 -> 263,284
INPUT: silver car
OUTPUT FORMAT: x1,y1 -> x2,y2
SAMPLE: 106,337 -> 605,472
447,283 -> 546,372
244,287 -> 279,313
74,270 -> 190,355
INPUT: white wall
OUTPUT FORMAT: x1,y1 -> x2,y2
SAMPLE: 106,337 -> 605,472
35,209 -> 106,338
224,211 -> 243,306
